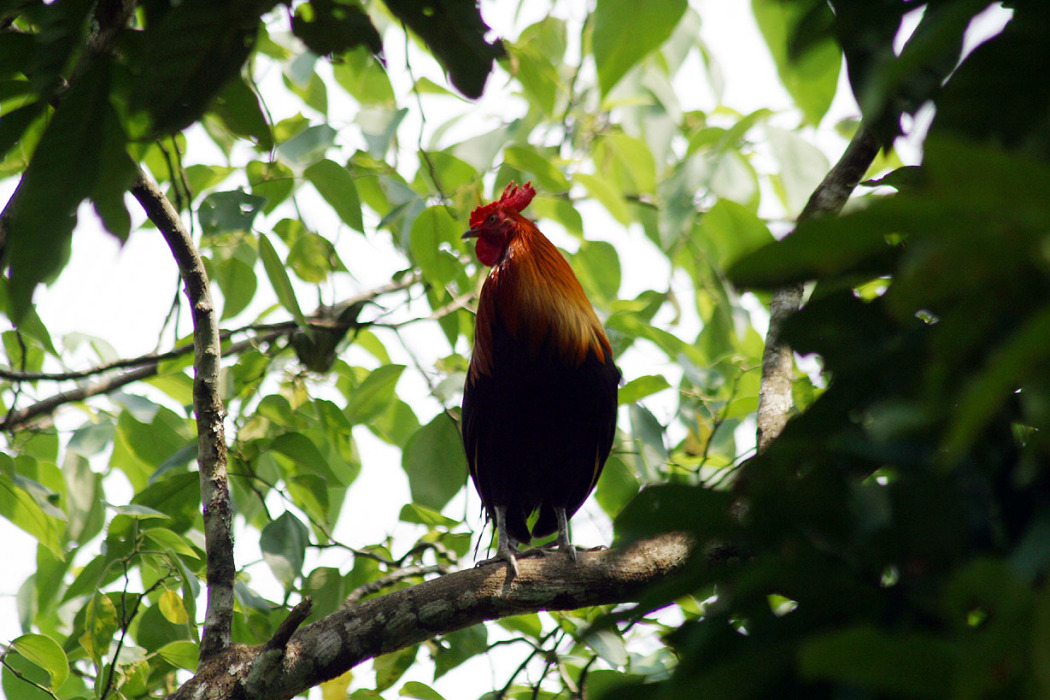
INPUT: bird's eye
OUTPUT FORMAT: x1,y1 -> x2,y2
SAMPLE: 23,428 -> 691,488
486,213 -> 498,224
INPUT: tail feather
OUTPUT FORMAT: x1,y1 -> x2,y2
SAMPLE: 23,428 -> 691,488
503,508 -> 532,545
531,505 -> 558,539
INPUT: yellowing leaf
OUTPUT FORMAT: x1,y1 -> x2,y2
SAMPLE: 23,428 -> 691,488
159,590 -> 190,624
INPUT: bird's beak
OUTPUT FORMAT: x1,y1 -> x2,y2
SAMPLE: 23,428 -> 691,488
462,228 -> 481,239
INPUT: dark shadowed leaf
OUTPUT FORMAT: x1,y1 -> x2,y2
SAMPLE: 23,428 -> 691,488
381,0 -> 504,98
209,76 -> 274,150
292,0 -> 382,56
135,0 -> 278,134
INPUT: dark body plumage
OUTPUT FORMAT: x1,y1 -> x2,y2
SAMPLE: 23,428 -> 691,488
461,182 -> 620,571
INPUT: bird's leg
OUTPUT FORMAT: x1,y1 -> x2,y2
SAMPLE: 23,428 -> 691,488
476,505 -> 520,577
555,507 -> 576,563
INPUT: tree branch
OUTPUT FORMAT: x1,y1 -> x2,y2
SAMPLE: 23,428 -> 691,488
0,277 -> 424,431
755,126 -> 881,452
168,533 -> 691,700
130,168 -> 235,662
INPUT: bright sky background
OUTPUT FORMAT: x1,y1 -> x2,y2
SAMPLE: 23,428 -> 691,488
0,1 -> 1011,696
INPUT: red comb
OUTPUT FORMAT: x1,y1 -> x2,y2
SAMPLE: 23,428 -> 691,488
469,181 -> 536,229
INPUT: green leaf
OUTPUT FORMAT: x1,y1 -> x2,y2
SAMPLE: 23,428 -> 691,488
618,375 -> 671,405
292,0 -> 382,55
409,205 -> 463,288
585,628 -> 628,667
135,0 -> 272,134
399,503 -> 458,528
258,232 -> 310,334
381,0 -> 504,98
144,527 -> 201,559
214,254 -> 258,320
766,126 -> 830,215
305,158 -> 364,232
401,680 -> 447,700
572,239 -> 621,306
260,511 -> 310,589
157,640 -> 200,672
592,0 -> 687,97
209,75 -> 274,150
696,198 -> 774,268
277,123 -> 338,167
79,593 -> 119,666
333,47 -> 396,106
595,455 -> 640,519
401,413 -> 468,511
433,625 -> 487,679
799,626 -> 955,696
374,645 -> 418,691
575,172 -> 631,225
199,190 -> 266,236
9,635 -> 68,690
503,145 -> 570,192
344,364 -> 406,425
4,61 -> 127,324
0,462 -> 62,554
752,0 -> 841,125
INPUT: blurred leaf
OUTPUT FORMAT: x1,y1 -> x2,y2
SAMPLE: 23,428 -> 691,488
135,0 -> 276,134
322,670 -> 354,700
401,680 -> 446,700
157,640 -> 200,672
572,240 -> 621,306
292,0 -> 382,56
345,364 -> 406,425
0,461 -> 63,554
4,61 -> 132,325
593,0 -> 687,96
619,375 -> 671,405
402,413 -> 467,511
333,47 -> 395,106
410,205 -> 463,288
374,645 -> 417,691
305,159 -> 364,232
766,126 -> 830,215
260,512 -> 310,589
209,75 -> 274,149
433,625 -> 487,678
503,145 -> 570,192
278,124 -> 338,167
399,503 -> 458,528
799,627 -> 955,696
258,232 -> 311,334
382,0 -> 504,98
697,198 -> 774,269
752,0 -> 841,125
199,190 -> 266,235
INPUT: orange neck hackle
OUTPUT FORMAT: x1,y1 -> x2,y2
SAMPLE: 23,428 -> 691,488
465,183 -> 613,378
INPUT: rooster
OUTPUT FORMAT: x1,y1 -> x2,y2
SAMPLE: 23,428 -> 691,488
461,181 -> 620,575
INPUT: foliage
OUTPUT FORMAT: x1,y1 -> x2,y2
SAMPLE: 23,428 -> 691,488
0,0 -> 1041,699
607,1 -> 1050,697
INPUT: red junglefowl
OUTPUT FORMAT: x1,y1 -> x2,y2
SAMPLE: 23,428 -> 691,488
461,181 -> 620,576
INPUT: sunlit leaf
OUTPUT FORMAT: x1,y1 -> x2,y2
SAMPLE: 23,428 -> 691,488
593,0 -> 687,96
402,413 -> 467,511
9,634 -> 68,690
305,158 -> 364,232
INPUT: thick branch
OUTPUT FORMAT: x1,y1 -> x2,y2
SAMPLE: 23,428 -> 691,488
168,533 -> 691,700
755,126 -> 880,452
130,168 -> 235,661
